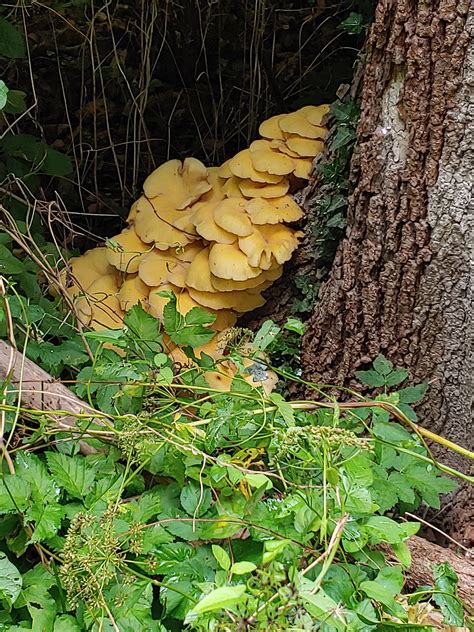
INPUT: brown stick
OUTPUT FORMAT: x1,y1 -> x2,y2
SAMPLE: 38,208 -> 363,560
0,340 -> 102,454
384,535 -> 474,607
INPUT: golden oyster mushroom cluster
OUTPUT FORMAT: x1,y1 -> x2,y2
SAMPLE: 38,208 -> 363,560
62,105 -> 329,390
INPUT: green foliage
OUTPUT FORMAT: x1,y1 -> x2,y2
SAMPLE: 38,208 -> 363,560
293,99 -> 360,316
0,277 -> 468,631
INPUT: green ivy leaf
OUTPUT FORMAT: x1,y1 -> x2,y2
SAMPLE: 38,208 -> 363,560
340,12 -> 366,35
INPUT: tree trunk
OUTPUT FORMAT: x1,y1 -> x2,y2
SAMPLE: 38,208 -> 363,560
302,0 -> 473,536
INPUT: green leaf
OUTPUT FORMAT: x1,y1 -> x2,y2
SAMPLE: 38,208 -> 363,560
191,585 -> 247,614
373,355 -> 393,376
360,566 -> 404,608
340,11 -> 365,34
355,369 -> 385,387
212,544 -> 231,571
26,504 -> 64,543
269,392 -> 295,424
0,475 -> 31,513
283,317 -> 304,335
254,320 -> 280,351
53,615 -> 82,632
0,80 -> 8,110
162,292 -> 215,347
124,303 -> 161,342
185,307 -> 215,326
0,245 -> 25,274
391,541 -> 411,567
0,552 -> 22,608
41,147 -> 73,177
363,516 -> 406,544
15,452 -> 58,505
372,421 -> 413,443
433,562 -> 465,626
230,561 -> 256,575
4,89 -> 27,114
0,17 -> 26,59
46,452 -> 96,498
385,368 -> 409,386
397,384 -> 428,404
180,481 -> 212,517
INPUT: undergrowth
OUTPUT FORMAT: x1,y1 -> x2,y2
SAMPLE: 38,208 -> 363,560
0,236 -> 472,630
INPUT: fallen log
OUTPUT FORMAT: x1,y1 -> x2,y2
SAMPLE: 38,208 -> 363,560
0,340 -> 102,455
384,535 -> 474,607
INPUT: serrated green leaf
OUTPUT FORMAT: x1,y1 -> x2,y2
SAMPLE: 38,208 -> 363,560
433,562 -> 465,626
0,552 -> 22,608
385,368 -> 409,386
15,452 -> 58,505
26,503 -> 64,543
363,516 -> 405,544
340,12 -> 365,34
46,452 -> 96,498
355,369 -> 385,387
185,307 -> 215,326
0,475 -> 31,513
269,392 -> 295,424
180,481 -> 212,517
373,355 -> 393,376
398,384 -> 428,404
372,420 -> 413,443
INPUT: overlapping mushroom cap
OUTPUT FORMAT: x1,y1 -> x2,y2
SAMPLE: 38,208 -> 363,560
61,104 -> 330,392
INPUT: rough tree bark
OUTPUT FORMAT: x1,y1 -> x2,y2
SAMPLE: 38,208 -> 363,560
302,0 -> 473,538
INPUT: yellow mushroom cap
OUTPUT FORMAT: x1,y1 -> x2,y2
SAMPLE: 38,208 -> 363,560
244,196 -> 303,224
269,139 -> 301,159
60,247 -> 115,296
285,136 -> 325,158
299,104 -> 330,126
186,247 -> 215,293
127,200 -> 139,224
174,242 -> 204,263
222,176 -> 244,199
238,178 -> 290,199
143,158 -> 211,209
166,259 -> 190,288
200,167 -> 226,203
259,114 -> 286,140
134,196 -> 195,249
106,227 -> 150,273
188,287 -> 265,312
228,149 -> 283,184
211,310 -> 238,331
241,357 -> 278,396
84,274 -> 125,331
209,243 -> 261,281
138,249 -> 179,287
210,262 -> 282,292
278,112 -> 327,140
249,147 -> 295,176
217,160 -> 233,179
204,360 -> 237,392
117,274 -> 150,312
239,224 -> 303,269
293,158 -> 314,180
213,198 -> 253,237
192,201 -> 237,244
